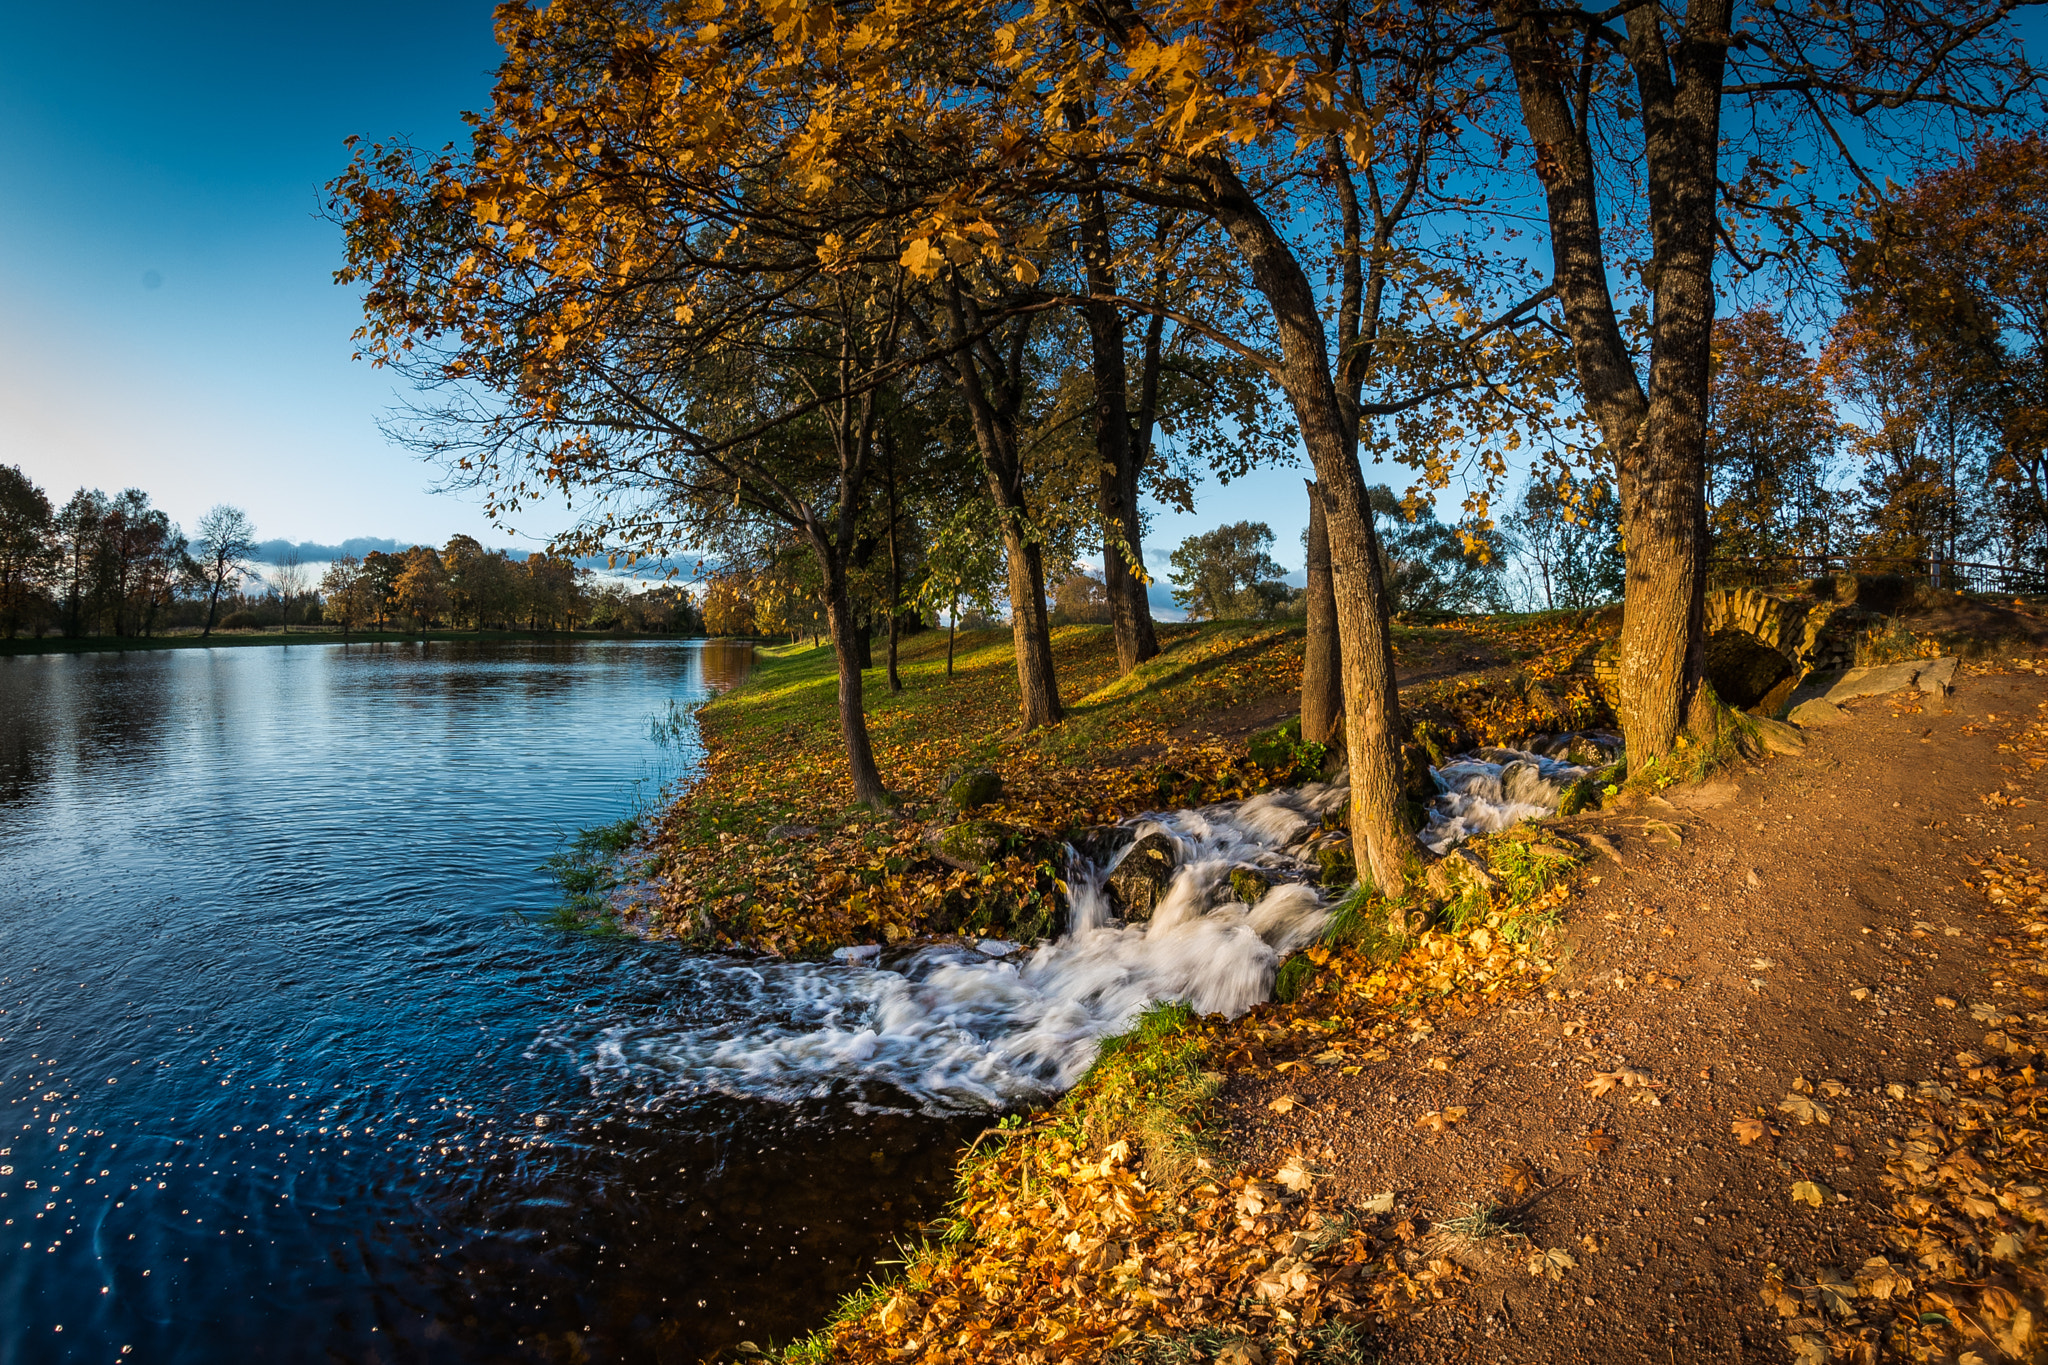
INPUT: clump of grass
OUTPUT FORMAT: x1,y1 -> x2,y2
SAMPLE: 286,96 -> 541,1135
1438,1201 -> 1517,1243
541,814 -> 640,932
1068,1003 -> 1219,1193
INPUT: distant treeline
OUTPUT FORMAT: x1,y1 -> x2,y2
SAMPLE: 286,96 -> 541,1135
0,470 -> 703,640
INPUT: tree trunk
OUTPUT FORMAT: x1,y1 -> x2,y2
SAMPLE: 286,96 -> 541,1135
996,506 -> 1062,729
1200,163 -> 1411,892
202,580 -> 222,638
1495,0 -> 1731,762
856,615 -> 873,670
1074,180 -> 1159,674
1301,480 -> 1343,746
885,446 -> 905,693
935,280 -> 1064,729
823,564 -> 889,809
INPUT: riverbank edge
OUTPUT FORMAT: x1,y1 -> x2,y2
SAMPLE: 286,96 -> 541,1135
0,627 -> 718,656
636,623 -> 1616,1361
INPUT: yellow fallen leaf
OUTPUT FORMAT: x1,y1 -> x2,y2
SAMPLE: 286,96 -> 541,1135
1268,1095 -> 1303,1114
1527,1246 -> 1576,1279
1778,1093 -> 1831,1125
1732,1116 -> 1767,1145
1790,1180 -> 1830,1207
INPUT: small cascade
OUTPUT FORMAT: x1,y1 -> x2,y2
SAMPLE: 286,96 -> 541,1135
1416,730 -> 1622,854
559,732 -> 1618,1116
557,783 -> 1350,1115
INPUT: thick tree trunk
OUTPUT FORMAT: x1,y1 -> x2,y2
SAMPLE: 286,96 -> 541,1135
855,615 -> 873,671
1495,0 -> 1730,762
1074,182 -> 1159,674
1200,164 -> 1411,892
1301,480 -> 1343,746
823,565 -> 889,809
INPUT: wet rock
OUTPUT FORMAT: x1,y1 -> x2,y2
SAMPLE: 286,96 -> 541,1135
1106,832 -> 1179,921
1556,776 -> 1601,818
1229,868 -> 1271,905
832,943 -> 883,964
1070,825 -> 1134,866
1399,743 -> 1436,802
766,823 -> 820,841
1312,839 -> 1355,888
941,767 -> 1004,813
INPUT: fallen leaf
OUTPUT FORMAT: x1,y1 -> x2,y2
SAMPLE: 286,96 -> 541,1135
1500,1159 -> 1537,1197
1790,1180 -> 1830,1207
1526,1247 -> 1576,1280
1426,1054 -> 1453,1072
1562,1019 -> 1588,1037
1937,996 -> 1959,1009
1267,1095 -> 1303,1114
1584,1129 -> 1615,1155
1778,1093 -> 1832,1125
1732,1116 -> 1767,1145
1791,1075 -> 1814,1093
1818,1079 -> 1849,1098
1361,1191 -> 1395,1214
1274,1159 -> 1315,1193
1850,986 -> 1872,1001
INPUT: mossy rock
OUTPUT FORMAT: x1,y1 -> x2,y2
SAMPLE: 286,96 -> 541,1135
1248,717 -> 1303,772
1229,868 -> 1271,905
1555,776 -> 1601,818
1313,840 -> 1356,888
934,819 -> 1052,868
941,767 -> 1004,813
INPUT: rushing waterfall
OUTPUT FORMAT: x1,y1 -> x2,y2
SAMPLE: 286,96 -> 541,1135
554,784 -> 1348,1114
556,732 -> 1617,1115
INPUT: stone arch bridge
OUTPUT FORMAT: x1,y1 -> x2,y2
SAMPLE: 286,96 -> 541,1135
1588,586 -> 1873,714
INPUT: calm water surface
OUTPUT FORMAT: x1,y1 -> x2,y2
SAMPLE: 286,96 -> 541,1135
0,640 -> 972,1365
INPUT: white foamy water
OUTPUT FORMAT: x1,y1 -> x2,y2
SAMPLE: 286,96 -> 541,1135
1417,732 -> 1619,854
549,783 -> 1348,1115
551,733 -> 1617,1115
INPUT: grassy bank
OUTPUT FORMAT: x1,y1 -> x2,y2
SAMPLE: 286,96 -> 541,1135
626,614 -> 1608,954
0,627 -> 706,657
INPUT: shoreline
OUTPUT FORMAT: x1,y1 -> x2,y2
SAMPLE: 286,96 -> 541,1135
0,627 -> 720,657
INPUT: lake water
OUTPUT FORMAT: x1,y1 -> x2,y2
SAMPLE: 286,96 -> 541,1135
0,640 -> 976,1365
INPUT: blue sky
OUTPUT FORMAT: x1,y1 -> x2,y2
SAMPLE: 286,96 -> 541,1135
0,0 -> 1325,592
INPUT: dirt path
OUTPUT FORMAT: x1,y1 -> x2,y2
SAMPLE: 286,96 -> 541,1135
1223,663 -> 2048,1362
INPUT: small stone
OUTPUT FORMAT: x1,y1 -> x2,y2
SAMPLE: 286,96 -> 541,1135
832,944 -> 883,964
1786,698 -> 1848,727
1229,868 -> 1271,905
1749,716 -> 1807,755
